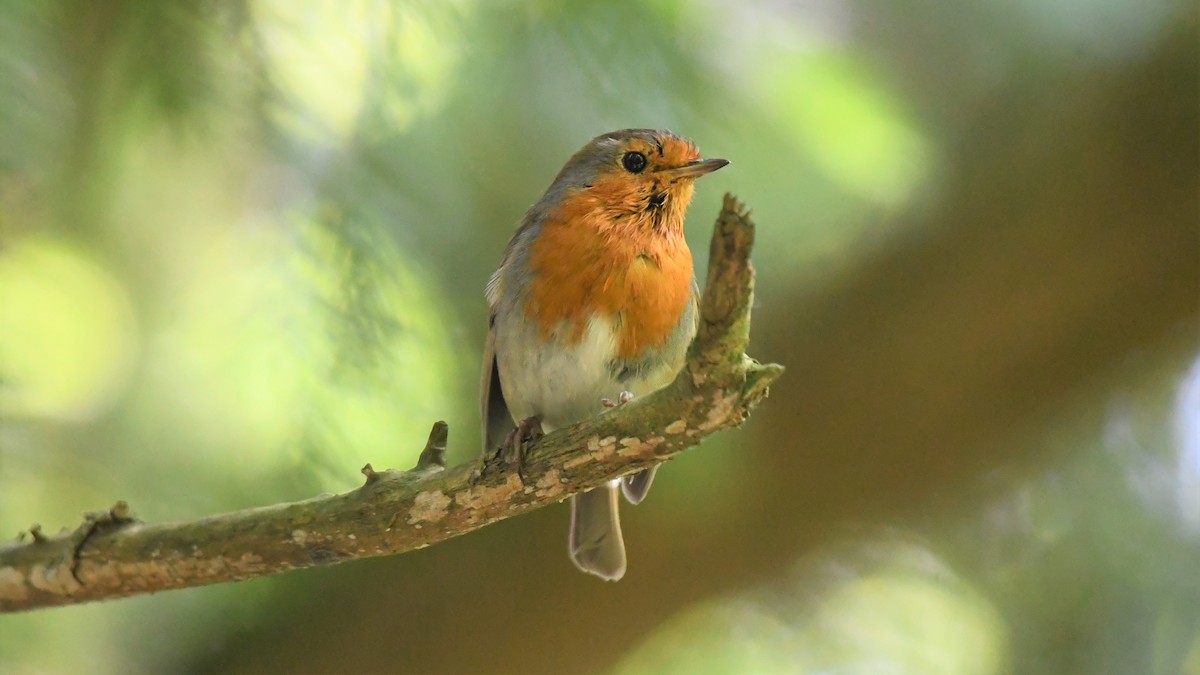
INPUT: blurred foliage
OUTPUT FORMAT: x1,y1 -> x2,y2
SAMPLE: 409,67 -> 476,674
0,0 -> 1197,673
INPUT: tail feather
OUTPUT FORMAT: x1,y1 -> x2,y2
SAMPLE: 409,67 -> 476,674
620,465 -> 658,504
569,483 -> 626,581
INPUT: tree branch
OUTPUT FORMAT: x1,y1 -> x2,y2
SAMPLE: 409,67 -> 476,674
0,194 -> 783,613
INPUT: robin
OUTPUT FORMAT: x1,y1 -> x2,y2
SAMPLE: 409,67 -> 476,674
481,129 -> 728,580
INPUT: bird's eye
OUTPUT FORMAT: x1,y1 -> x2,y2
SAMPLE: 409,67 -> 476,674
621,151 -> 648,174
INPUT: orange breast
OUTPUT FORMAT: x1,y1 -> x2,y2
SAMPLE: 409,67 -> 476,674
526,197 -> 694,360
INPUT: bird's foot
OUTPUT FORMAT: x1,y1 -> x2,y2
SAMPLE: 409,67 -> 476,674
501,415 -> 542,483
601,391 -> 635,409
473,416 -> 542,485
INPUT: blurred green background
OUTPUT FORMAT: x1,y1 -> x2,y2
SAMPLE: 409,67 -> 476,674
1,0 -> 1197,673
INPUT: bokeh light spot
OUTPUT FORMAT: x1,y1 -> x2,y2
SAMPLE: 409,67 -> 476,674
1173,353 -> 1200,533
802,572 -> 1008,675
614,600 -> 802,675
0,236 -> 138,421
763,52 -> 931,207
252,0 -> 371,141
617,541 -> 1009,675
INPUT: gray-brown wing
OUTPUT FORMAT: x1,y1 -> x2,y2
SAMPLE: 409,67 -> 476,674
480,313 -> 515,453
481,209 -> 543,454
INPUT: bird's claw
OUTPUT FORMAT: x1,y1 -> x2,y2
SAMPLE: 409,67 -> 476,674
601,391 -> 635,409
500,415 -> 542,483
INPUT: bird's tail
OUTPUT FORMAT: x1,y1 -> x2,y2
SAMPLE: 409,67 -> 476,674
569,482 -> 626,581
621,465 -> 658,504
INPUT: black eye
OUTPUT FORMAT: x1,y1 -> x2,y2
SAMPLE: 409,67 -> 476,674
621,151 -> 647,174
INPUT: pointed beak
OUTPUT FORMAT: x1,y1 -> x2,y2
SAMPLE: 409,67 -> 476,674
660,158 -> 730,179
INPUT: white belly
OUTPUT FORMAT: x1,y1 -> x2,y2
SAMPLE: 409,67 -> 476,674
494,314 -> 676,432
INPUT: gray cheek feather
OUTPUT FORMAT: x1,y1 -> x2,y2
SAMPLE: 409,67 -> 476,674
538,139 -> 620,209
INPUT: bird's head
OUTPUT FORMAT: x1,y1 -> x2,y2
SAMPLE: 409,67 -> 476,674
540,129 -> 728,236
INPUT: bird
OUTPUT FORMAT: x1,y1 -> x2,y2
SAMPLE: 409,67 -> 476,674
481,128 -> 727,580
